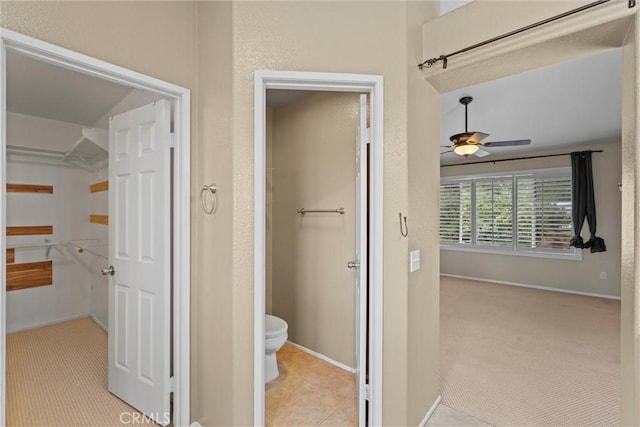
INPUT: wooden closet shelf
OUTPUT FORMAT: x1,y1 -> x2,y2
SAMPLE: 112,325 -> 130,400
7,183 -> 53,194
7,260 -> 53,291
90,181 -> 108,193
90,215 -> 108,225
7,225 -> 53,236
6,248 -> 14,264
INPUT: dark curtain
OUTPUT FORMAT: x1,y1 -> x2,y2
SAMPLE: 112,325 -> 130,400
570,151 -> 606,253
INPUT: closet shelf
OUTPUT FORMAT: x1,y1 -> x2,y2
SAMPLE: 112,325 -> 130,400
7,127 -> 108,171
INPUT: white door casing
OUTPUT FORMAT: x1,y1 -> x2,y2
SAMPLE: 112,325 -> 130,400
354,93 -> 369,426
108,100 -> 171,425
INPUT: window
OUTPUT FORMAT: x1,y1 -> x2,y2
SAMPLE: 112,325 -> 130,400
440,168 -> 579,259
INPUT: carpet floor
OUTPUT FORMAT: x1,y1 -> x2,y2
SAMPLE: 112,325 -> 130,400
440,276 -> 620,427
7,317 -> 154,426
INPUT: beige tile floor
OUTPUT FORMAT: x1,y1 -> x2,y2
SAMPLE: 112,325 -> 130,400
266,344 -> 357,427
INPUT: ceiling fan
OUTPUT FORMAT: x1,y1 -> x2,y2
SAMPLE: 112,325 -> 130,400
442,96 -> 531,158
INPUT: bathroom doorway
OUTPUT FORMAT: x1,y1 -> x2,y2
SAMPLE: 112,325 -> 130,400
254,71 -> 384,427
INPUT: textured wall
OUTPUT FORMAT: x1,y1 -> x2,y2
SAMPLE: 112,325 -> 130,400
269,91 -> 358,368
228,2 -> 440,424
441,142 -> 622,298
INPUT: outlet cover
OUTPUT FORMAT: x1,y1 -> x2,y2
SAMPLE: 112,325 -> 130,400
600,272 -> 607,280
410,250 -> 421,273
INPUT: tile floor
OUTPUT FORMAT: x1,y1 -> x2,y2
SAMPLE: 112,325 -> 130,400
266,344 -> 357,427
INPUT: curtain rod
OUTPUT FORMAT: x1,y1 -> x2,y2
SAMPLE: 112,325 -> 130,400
440,150 -> 603,168
418,0 -> 629,70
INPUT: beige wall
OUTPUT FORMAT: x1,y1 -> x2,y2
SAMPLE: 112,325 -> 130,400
195,2 -> 234,425
0,2 -> 440,425
268,91 -> 358,368
226,2 -> 440,424
406,1 -> 441,424
440,142 -> 622,298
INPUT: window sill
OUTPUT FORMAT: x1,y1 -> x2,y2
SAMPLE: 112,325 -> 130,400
440,244 -> 582,261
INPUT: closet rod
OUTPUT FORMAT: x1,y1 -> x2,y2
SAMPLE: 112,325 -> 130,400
418,0 -> 617,70
440,150 -> 603,168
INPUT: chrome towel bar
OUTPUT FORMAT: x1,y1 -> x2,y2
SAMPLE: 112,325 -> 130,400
297,207 -> 345,215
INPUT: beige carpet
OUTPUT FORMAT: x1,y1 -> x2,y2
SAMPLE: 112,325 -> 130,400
7,317 -> 155,426
441,276 -> 620,427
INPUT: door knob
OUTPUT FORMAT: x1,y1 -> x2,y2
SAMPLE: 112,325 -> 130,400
347,261 -> 360,269
101,265 -> 115,276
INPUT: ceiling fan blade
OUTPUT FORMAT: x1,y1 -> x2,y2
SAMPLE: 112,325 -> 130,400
440,150 -> 453,155
468,132 -> 490,143
473,148 -> 490,158
482,139 -> 531,147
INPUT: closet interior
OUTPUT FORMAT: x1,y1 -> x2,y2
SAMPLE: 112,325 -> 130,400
5,50 -> 164,334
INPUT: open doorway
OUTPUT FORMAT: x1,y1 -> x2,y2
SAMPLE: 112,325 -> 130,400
263,89 -> 363,426
427,4 -> 637,424
436,48 -> 622,426
0,29 -> 191,426
254,72 -> 384,427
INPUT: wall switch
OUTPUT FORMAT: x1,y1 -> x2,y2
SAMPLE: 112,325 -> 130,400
410,250 -> 421,273
600,272 -> 607,280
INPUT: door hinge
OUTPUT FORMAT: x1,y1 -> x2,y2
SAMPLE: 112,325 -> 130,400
170,133 -> 176,148
630,0 -> 636,8
364,384 -> 371,401
169,376 -> 175,393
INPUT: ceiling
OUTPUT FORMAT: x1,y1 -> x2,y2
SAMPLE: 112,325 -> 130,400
266,89 -> 315,108
7,50 -> 133,126
440,49 -> 622,164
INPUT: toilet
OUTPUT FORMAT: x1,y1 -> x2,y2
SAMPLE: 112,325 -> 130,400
265,314 -> 288,383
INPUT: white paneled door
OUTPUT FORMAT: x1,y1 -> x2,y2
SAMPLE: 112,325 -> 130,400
354,93 -> 369,426
107,100 -> 171,426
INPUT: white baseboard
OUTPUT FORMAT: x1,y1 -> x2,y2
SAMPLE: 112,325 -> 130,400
441,273 -> 621,300
286,340 -> 355,373
6,313 -> 92,334
89,314 -> 107,332
419,395 -> 442,427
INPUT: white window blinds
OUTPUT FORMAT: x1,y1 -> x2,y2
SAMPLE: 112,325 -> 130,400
439,181 -> 472,244
516,175 -> 572,251
440,168 -> 577,259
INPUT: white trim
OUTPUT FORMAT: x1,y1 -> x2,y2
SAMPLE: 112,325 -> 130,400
441,273 -> 621,300
89,314 -> 108,333
6,314 -> 91,334
254,70 -> 384,427
286,340 -> 356,374
0,27 -> 190,427
418,395 -> 442,427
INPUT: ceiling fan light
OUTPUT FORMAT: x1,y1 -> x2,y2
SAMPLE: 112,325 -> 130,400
453,143 -> 479,156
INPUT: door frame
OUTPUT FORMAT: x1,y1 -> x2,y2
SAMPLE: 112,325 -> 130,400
253,71 -> 384,426
0,28 -> 191,426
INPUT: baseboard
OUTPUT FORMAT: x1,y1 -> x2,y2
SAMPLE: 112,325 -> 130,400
89,314 -> 108,332
7,313 -> 91,334
441,273 -> 621,300
286,340 -> 356,373
419,395 -> 442,427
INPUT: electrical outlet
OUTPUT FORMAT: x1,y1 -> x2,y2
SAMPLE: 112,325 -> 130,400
600,272 -> 607,280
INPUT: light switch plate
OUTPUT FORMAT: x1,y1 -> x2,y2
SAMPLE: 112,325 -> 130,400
410,250 -> 421,272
